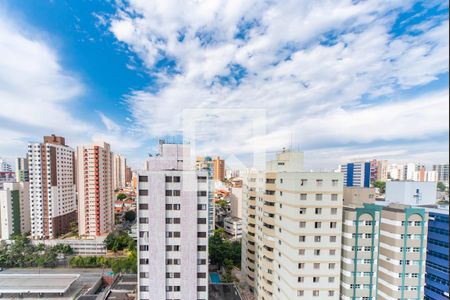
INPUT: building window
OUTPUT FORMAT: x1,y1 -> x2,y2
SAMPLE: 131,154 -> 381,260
314,263 -> 320,269
140,286 -> 148,292
313,290 -> 319,297
139,259 -> 149,264
314,236 -> 321,242
329,263 -> 335,269
330,222 -> 337,228
165,204 -> 173,210
298,263 -> 304,269
315,222 -> 321,229
198,232 -> 207,238
139,218 -> 148,224
139,176 -> 148,182
331,208 -> 338,215
299,249 -> 305,255
315,208 -> 322,215
198,245 -> 206,251
165,190 -> 172,196
313,277 -> 320,283
316,179 -> 323,186
299,208 -> 306,214
197,286 -> 206,292
329,249 -> 336,256
331,194 -> 338,201
298,277 -> 304,282
328,277 -> 335,283
140,245 -> 149,251
139,203 -> 149,210
139,189 -> 148,196
198,191 -> 207,197
297,290 -> 304,296
299,222 -> 306,228
197,204 -> 206,210
299,236 -> 306,242
173,176 -> 181,182
314,249 -> 320,256
330,236 -> 337,242
300,194 -> 307,200
328,290 -> 335,297
198,218 -> 207,224
140,272 -> 148,278
332,179 -> 339,186
197,273 -> 207,278
315,194 -> 323,201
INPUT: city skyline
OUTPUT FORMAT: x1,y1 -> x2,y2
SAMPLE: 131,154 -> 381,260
0,1 -> 448,170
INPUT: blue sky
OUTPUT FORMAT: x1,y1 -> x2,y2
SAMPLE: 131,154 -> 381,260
0,0 -> 448,169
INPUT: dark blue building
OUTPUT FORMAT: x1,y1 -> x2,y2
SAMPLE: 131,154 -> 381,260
341,161 -> 371,188
425,209 -> 449,300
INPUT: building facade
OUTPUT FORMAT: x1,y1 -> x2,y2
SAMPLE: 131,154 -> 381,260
15,157 -> 29,182
137,142 -> 209,300
242,150 -> 343,300
213,156 -> 225,182
425,209 -> 449,300
76,142 -> 114,237
113,154 -> 127,190
432,164 -> 449,183
385,181 -> 437,206
342,203 -> 428,300
0,158 -> 12,172
28,135 -> 77,239
224,216 -> 242,239
340,161 -> 371,188
0,182 -> 30,240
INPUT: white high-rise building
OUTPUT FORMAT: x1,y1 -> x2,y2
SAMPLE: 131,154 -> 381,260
113,154 -> 127,190
0,182 -> 30,240
76,142 -> 114,237
137,142 -> 209,300
28,135 -> 77,239
242,150 -> 343,300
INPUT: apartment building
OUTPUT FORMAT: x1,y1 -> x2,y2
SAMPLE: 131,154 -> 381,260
76,142 -> 114,237
113,154 -> 127,190
432,164 -> 449,183
195,156 -> 215,236
15,157 -> 29,182
242,150 -> 343,300
28,135 -> 77,239
425,208 -> 449,300
0,182 -> 30,240
0,158 -> 12,172
137,142 -> 209,300
340,161 -> 371,188
342,191 -> 428,300
213,156 -> 225,182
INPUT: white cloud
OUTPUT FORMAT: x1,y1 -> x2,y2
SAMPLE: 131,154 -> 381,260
0,10 -> 143,166
108,0 -> 449,168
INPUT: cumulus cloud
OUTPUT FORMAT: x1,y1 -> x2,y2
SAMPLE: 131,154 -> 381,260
108,0 -> 449,167
0,11 -> 142,164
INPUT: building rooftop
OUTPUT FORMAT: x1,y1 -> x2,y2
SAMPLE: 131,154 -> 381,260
0,273 -> 79,294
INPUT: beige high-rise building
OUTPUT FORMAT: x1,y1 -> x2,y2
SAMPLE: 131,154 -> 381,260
113,154 -> 127,190
28,135 -> 77,239
242,150 -> 343,300
341,191 -> 428,300
76,142 -> 114,237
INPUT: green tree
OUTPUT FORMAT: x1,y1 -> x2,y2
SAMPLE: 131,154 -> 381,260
104,230 -> 136,252
374,181 -> 386,193
117,193 -> 127,201
124,210 -> 136,222
215,199 -> 228,209
437,182 -> 447,192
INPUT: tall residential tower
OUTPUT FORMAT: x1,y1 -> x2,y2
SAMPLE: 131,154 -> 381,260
76,142 -> 114,236
242,150 -> 343,300
28,135 -> 77,239
137,142 -> 209,300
